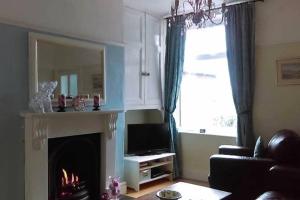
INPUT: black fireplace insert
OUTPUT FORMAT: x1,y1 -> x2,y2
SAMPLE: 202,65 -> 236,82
48,133 -> 101,200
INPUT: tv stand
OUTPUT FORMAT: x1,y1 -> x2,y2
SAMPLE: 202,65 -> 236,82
124,153 -> 175,191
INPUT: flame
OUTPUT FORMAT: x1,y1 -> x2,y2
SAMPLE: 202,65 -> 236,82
61,169 -> 80,187
62,169 -> 69,185
71,173 -> 74,183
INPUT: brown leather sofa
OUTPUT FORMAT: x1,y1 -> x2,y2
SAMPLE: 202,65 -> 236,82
208,130 -> 300,200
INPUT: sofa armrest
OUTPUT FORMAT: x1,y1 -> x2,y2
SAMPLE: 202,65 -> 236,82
219,145 -> 253,156
209,154 -> 275,195
270,165 -> 300,179
267,165 -> 300,195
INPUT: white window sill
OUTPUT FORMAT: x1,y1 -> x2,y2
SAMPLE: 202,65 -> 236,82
177,127 -> 237,139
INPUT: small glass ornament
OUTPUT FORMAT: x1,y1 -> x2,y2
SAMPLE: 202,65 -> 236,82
73,96 -> 86,111
100,190 -> 110,200
29,81 -> 58,113
108,176 -> 120,200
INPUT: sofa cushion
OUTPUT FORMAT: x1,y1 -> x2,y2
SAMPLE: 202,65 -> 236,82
254,136 -> 265,157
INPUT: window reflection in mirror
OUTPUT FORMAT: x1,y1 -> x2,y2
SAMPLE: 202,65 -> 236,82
60,74 -> 78,97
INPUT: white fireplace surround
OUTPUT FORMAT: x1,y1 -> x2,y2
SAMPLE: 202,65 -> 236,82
22,111 -> 121,200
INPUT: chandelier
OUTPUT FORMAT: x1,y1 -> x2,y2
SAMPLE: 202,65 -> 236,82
171,0 -> 226,29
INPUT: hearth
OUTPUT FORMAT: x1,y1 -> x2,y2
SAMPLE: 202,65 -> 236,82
48,133 -> 101,200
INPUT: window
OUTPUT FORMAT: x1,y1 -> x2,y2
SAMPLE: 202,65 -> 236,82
175,24 -> 237,137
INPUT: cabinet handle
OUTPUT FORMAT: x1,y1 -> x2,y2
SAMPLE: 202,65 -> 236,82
141,72 -> 150,76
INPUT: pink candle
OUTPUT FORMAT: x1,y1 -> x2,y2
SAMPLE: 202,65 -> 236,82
93,94 -> 100,107
58,94 -> 66,108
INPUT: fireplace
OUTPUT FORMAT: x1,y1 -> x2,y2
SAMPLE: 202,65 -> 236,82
48,133 -> 101,200
22,111 -> 120,200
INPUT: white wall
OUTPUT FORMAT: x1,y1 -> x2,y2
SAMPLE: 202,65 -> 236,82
256,0 -> 300,46
254,0 -> 300,141
254,42 -> 300,142
181,133 -> 236,181
0,0 -> 123,43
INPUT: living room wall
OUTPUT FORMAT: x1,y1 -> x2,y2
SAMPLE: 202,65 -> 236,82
0,22 -> 125,200
0,0 -> 123,44
254,0 -> 300,141
254,42 -> 300,141
181,133 -> 236,181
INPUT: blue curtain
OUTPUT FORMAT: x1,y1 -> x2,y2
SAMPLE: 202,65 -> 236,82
225,3 -> 256,148
164,17 -> 186,178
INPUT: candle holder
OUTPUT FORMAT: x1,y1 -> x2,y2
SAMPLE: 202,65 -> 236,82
57,94 -> 66,112
93,94 -> 101,111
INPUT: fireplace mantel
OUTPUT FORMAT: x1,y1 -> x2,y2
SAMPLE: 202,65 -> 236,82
22,110 -> 122,200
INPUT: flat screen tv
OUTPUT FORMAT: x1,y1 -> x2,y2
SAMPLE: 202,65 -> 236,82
127,123 -> 170,155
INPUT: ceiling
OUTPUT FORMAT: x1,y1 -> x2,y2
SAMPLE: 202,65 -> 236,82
124,0 -> 227,18
124,0 -> 173,17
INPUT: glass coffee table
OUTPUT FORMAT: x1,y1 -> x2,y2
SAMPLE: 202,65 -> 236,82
122,182 -> 231,200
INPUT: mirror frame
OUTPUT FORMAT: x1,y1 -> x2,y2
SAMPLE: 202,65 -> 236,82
28,32 -> 107,106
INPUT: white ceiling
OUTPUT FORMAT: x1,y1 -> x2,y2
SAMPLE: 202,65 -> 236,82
124,0 -> 173,17
124,0 -> 226,18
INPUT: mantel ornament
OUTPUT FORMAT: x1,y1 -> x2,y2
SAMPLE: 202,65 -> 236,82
29,81 -> 58,113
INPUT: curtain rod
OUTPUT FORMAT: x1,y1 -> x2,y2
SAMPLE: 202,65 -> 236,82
164,0 -> 264,19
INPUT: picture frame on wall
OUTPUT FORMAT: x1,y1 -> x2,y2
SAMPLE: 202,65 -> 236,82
277,58 -> 300,86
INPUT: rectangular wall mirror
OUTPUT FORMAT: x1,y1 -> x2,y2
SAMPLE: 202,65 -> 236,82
29,32 -> 106,107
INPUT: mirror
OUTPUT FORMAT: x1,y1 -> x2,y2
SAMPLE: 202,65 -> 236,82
29,33 -> 106,107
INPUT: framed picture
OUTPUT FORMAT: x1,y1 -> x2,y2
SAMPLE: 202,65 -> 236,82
277,58 -> 300,85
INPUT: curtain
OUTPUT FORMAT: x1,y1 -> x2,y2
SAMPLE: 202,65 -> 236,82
164,17 -> 186,178
225,3 -> 256,148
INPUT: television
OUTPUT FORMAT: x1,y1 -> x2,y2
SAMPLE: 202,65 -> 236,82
127,123 -> 170,155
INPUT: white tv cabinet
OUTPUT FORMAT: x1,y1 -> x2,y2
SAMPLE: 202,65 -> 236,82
124,153 -> 175,191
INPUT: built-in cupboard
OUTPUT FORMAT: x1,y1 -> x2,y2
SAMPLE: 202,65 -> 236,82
124,7 -> 163,110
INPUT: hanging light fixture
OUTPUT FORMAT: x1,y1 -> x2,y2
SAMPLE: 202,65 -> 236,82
171,0 -> 263,29
171,0 -> 226,28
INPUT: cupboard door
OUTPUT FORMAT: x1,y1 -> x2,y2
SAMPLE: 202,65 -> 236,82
124,45 -> 145,105
124,8 -> 145,106
124,8 -> 145,44
145,14 -> 162,107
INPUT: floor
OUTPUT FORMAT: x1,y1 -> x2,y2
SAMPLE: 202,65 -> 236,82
126,178 -> 209,198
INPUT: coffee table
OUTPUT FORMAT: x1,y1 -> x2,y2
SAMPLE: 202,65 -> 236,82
134,182 -> 231,200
